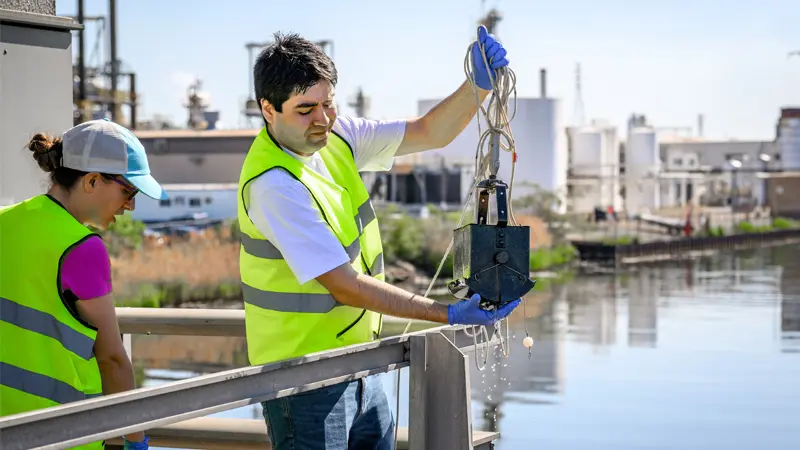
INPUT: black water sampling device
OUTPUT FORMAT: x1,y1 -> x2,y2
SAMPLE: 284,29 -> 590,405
448,176 -> 536,311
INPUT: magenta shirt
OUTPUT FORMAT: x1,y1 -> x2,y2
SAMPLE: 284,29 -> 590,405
61,236 -> 112,300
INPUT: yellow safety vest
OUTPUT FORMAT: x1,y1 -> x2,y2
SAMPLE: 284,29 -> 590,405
0,195 -> 104,449
237,128 -> 385,365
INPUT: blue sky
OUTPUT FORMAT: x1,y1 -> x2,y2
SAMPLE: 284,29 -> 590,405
58,0 -> 800,140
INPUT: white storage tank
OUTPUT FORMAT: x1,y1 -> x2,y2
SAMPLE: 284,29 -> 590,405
624,127 -> 661,214
625,126 -> 660,175
571,127 -> 604,177
778,109 -> 800,170
600,126 -> 622,210
416,96 -> 567,209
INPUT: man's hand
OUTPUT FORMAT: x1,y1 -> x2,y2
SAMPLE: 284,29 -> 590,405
447,294 -> 521,327
395,25 -> 511,156
470,25 -> 509,91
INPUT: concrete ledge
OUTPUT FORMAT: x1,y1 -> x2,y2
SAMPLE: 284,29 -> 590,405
0,8 -> 81,30
106,417 -> 500,450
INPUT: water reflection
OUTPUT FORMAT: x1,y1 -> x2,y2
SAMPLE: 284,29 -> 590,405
136,246 -> 800,450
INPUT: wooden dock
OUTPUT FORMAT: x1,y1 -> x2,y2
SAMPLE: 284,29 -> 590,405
572,228 -> 800,264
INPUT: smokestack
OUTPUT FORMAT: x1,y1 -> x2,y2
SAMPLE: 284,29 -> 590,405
540,68 -> 547,98
697,114 -> 704,137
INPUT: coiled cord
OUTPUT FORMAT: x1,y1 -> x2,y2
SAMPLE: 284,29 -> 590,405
391,33 -> 519,446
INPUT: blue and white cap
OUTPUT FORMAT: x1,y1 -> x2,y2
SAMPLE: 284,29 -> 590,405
61,119 -> 167,200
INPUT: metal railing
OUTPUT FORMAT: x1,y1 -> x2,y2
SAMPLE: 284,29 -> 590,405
0,308 -> 502,450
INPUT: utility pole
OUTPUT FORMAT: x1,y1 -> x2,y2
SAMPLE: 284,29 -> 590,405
108,0 -> 119,122
77,0 -> 88,124
348,87 -> 368,118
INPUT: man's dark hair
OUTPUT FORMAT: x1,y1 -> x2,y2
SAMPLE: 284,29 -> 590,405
253,32 -> 337,115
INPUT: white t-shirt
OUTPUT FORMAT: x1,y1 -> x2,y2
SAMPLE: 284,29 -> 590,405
246,116 -> 406,285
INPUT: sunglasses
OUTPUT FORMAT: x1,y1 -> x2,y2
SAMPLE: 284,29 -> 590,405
102,174 -> 139,201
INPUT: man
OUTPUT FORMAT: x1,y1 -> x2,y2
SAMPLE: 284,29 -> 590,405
237,26 -> 520,449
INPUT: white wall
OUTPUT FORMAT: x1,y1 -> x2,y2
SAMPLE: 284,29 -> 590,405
0,20 -> 74,206
779,117 -> 800,170
416,97 -> 567,210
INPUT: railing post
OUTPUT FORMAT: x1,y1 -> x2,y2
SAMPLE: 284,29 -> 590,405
107,334 -> 132,450
122,333 -> 132,360
409,330 -> 474,450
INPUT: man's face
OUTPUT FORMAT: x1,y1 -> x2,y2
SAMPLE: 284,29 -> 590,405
262,81 -> 337,155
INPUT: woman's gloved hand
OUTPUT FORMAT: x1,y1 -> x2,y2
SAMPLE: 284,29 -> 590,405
447,293 -> 521,327
123,436 -> 149,450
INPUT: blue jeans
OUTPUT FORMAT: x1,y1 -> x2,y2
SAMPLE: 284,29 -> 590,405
262,373 -> 395,450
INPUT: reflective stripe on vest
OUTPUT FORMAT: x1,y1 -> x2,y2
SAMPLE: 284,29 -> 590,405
0,362 -> 96,405
0,297 -> 95,360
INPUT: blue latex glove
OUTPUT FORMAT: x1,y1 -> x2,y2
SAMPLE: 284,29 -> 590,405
448,293 -> 521,327
123,436 -> 149,450
470,25 -> 509,90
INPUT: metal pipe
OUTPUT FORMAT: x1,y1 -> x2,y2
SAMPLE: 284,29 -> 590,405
77,0 -> 86,123
129,72 -> 137,129
540,68 -> 547,98
109,0 -> 118,121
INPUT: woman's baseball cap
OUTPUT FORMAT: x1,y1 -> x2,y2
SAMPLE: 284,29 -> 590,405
60,119 -> 167,200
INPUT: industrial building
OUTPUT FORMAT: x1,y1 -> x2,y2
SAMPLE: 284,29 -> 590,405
564,108 -> 800,217
133,129 -> 255,184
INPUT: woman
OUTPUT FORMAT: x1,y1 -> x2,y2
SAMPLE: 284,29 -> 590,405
0,119 -> 167,450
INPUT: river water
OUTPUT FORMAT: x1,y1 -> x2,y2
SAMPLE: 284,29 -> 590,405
140,245 -> 800,449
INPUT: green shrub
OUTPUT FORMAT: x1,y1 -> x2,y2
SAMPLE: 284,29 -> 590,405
737,221 -> 772,234
773,217 -> 800,229
530,244 -> 577,271
94,212 -> 146,256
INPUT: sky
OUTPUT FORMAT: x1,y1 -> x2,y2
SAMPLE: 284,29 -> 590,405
57,0 -> 800,141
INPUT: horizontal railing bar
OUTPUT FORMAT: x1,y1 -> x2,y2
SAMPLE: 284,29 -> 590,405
116,307 -> 245,336
115,307 -> 440,337
0,325 -> 491,450
104,417 -> 501,450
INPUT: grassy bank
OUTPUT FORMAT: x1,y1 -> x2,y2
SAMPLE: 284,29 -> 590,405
105,208 -> 576,307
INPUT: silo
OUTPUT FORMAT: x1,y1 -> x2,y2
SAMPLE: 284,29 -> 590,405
599,126 -> 621,210
569,127 -> 604,212
416,97 -> 567,209
624,127 -> 661,213
778,108 -> 800,170
571,127 -> 604,177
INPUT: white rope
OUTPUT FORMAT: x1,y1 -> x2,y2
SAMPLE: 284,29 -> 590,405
392,34 -> 519,446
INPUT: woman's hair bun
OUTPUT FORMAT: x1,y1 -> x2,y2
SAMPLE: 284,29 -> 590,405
27,133 -> 63,173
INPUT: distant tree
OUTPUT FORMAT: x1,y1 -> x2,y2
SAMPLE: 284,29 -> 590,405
511,183 -> 571,244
